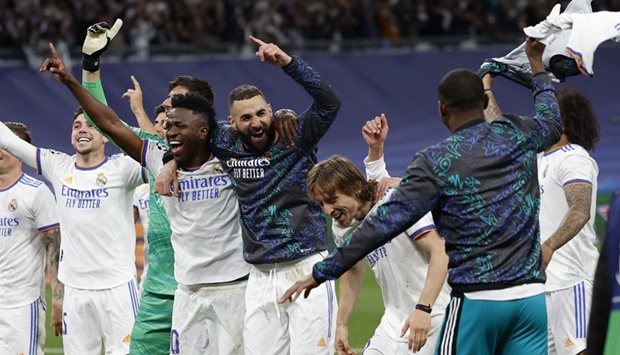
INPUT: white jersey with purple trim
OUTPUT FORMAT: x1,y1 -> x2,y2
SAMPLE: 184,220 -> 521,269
36,149 -> 146,290
538,143 -> 599,292
141,140 -> 248,285
332,155 -> 450,342
0,173 -> 59,308
133,184 -> 150,237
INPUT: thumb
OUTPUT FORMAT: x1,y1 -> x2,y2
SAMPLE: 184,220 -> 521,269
108,18 -> 123,40
401,321 -> 410,337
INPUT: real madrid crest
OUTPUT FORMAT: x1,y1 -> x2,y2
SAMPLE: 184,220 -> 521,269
96,172 -> 108,187
212,162 -> 224,175
8,198 -> 17,212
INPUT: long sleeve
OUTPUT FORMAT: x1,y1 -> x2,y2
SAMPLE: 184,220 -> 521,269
0,121 -> 38,168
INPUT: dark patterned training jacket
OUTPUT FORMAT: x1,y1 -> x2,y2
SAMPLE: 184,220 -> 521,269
210,56 -> 341,264
313,73 -> 562,293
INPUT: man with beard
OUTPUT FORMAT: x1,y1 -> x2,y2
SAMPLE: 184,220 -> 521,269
157,35 -> 341,354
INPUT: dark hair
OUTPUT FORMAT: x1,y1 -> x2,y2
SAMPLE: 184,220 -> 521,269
5,122 -> 32,144
73,106 -> 84,121
169,76 -> 215,106
557,87 -> 600,151
228,85 -> 265,108
170,93 -> 217,134
154,104 -> 165,117
307,155 -> 376,204
438,69 -> 485,111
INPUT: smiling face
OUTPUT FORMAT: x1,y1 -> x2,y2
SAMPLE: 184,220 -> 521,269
165,107 -> 208,167
312,188 -> 368,227
228,95 -> 275,154
71,114 -> 106,155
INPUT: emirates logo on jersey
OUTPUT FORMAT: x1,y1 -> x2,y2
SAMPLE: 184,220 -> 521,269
8,198 -> 17,212
96,173 -> 108,187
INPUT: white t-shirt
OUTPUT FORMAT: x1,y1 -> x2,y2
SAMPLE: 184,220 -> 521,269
37,149 -> 146,289
141,140 -> 248,285
538,143 -> 599,292
0,173 -> 59,307
331,156 -> 450,341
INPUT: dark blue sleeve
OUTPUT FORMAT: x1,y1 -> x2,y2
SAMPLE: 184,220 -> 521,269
312,152 -> 440,282
522,73 -> 563,152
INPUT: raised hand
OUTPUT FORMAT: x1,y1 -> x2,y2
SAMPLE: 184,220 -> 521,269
82,19 -> 123,72
362,114 -> 389,149
249,36 -> 293,67
40,43 -> 76,86
122,75 -> 145,115
525,37 -> 546,75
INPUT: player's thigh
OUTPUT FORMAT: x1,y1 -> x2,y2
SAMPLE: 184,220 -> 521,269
363,326 -> 405,355
244,269 -> 290,355
62,286 -> 103,355
206,281 -> 246,355
130,290 -> 174,355
0,298 -> 45,355
98,278 -> 140,355
546,280 -> 592,355
500,293 -> 548,355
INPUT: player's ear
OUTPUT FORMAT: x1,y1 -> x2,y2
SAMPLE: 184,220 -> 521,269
228,115 -> 237,130
199,126 -> 208,140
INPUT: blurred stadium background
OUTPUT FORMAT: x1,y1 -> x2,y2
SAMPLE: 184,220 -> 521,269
3,0 -> 619,353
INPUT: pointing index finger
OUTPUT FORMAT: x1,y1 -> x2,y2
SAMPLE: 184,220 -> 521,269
249,35 -> 267,47
130,75 -> 141,88
49,43 -> 59,59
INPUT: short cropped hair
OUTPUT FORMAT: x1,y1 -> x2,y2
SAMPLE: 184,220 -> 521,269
170,93 -> 217,134
438,69 -> 485,111
5,122 -> 32,144
228,85 -> 266,109
73,106 -> 84,121
307,155 -> 376,204
169,76 -> 215,106
557,87 -> 600,151
154,104 -> 165,117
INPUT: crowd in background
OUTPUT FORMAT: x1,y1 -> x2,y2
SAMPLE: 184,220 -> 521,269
1,0 -> 620,59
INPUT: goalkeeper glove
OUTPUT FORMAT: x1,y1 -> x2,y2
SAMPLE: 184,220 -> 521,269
82,18 -> 123,72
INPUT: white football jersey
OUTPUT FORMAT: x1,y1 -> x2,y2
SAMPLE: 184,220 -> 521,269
332,156 -> 450,341
36,149 -> 146,289
538,144 -> 599,292
141,140 -> 248,285
133,184 -> 150,237
0,173 -> 59,307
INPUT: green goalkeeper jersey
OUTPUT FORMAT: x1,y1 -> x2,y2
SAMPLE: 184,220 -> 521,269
83,80 -> 176,296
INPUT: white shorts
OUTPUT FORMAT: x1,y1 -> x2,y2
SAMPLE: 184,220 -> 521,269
62,278 -> 140,355
170,280 -> 247,355
244,253 -> 338,355
0,298 -> 45,355
546,279 -> 592,355
363,313 -> 444,355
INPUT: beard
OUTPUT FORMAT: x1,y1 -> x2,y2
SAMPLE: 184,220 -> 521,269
240,125 -> 276,154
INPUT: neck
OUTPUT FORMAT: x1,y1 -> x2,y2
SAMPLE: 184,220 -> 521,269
179,148 -> 212,170
360,199 -> 375,218
76,150 -> 106,168
449,109 -> 485,132
0,166 -> 22,189
545,134 -> 570,152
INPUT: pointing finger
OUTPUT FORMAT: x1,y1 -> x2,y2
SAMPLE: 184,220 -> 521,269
249,35 -> 267,47
49,43 -> 59,59
130,75 -> 141,89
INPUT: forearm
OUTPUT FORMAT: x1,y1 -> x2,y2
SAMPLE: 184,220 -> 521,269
0,121 -> 37,168
417,246 -> 448,307
283,56 -> 341,114
367,142 -> 383,163
336,261 -> 365,326
544,183 -> 592,252
42,227 -> 64,303
483,91 -> 503,123
67,78 -> 124,136
531,73 -> 562,145
134,109 -> 158,135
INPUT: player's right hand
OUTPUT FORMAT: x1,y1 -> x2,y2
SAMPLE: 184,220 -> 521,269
122,75 -> 145,115
40,43 -> 75,86
335,325 -> 357,355
51,299 -> 63,336
154,159 -> 180,197
362,114 -> 389,149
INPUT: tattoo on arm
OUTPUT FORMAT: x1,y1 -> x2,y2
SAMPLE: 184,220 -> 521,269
41,227 -> 64,301
483,92 -> 503,123
543,184 -> 592,251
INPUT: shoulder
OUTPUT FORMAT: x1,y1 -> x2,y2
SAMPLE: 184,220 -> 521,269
18,173 -> 45,189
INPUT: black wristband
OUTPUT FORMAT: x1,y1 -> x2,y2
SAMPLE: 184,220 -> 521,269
415,304 -> 432,314
162,149 -> 174,165
82,56 -> 100,72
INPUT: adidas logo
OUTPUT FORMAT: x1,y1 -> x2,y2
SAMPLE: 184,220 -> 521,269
64,176 -> 73,184
122,334 -> 131,343
317,337 -> 326,347
564,338 -> 574,347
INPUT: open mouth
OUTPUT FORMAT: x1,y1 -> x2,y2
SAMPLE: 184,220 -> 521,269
332,211 -> 345,224
169,141 -> 183,155
250,129 -> 265,141
77,137 -> 91,143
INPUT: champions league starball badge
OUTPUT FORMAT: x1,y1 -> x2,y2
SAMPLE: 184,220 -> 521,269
212,162 -> 224,175
96,173 -> 108,187
8,198 -> 17,212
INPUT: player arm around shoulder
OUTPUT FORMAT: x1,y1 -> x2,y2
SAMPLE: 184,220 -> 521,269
40,226 -> 63,336
403,230 -> 449,353
335,260 -> 365,355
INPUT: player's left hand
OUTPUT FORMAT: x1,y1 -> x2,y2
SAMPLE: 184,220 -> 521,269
51,299 -> 63,336
273,108 -> 298,148
362,114 -> 389,150
40,43 -> 76,86
401,309 -> 431,353
122,75 -> 145,115
249,36 -> 293,67
279,274 -> 319,303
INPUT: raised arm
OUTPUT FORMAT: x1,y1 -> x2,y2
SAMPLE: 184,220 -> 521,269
482,74 -> 503,123
0,121 -> 37,169
40,43 -> 143,162
121,75 -> 159,135
362,114 -> 400,201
